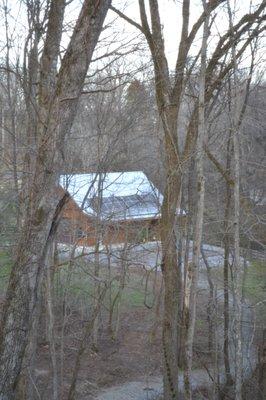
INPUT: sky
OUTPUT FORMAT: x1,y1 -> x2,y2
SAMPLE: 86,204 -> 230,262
0,1 -> 264,77
109,0 -> 204,70
105,0 -> 263,71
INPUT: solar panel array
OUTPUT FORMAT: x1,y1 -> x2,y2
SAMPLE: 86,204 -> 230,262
90,193 -> 160,220
60,171 -> 163,220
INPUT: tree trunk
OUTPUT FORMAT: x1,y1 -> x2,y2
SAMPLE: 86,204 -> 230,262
160,161 -> 182,400
179,160 -> 194,369
227,3 -> 243,398
108,243 -> 128,340
0,198 -> 60,400
45,244 -> 58,400
183,3 -> 209,397
67,286 -> 108,400
0,2 -> 110,398
92,173 -> 104,350
232,103 -> 243,400
223,133 -> 233,387
258,329 -> 266,400
201,246 -> 215,353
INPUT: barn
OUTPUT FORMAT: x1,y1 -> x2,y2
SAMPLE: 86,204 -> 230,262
57,171 -> 165,247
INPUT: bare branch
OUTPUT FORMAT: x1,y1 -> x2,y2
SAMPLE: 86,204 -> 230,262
109,5 -> 144,33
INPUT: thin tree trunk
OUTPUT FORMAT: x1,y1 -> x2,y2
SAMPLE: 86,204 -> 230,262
15,289 -> 43,400
223,133 -> 233,387
60,243 -> 78,396
67,285 -> 108,400
45,243 -> 58,400
92,172 -> 104,350
258,329 -> 266,400
201,246 -> 215,353
213,285 -> 220,399
180,159 -> 194,369
232,102 -> 242,400
150,279 -> 163,341
183,3 -> 209,398
108,243 -> 128,339
227,3 -> 243,398
3,6 -> 21,226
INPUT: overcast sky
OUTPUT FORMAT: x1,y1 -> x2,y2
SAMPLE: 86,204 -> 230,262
0,1 -> 264,77
107,0 -> 263,71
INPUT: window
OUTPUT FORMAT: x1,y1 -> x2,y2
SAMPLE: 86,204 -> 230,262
77,227 -> 85,239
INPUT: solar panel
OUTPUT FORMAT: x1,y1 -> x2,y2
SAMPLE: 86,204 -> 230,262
60,171 -> 164,220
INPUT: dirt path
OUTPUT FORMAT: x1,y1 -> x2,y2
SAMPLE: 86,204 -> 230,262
95,299 -> 256,400
95,369 -> 214,400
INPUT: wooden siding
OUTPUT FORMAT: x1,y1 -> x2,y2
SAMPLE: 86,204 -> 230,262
57,187 -> 185,246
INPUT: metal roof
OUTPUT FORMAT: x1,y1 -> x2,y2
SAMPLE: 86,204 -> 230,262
60,171 -> 162,220
91,193 -> 161,220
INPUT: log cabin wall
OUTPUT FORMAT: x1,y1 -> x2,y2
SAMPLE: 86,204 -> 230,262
57,193 -> 161,246
57,188 -> 186,247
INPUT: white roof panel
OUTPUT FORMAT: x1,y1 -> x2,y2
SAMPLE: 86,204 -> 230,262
60,172 -> 163,220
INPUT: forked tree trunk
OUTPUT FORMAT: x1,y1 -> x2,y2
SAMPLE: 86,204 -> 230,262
0,2 -> 110,398
104,2 -> 264,400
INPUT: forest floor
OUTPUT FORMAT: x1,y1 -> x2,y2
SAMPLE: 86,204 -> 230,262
31,265 -> 216,400
0,250 -> 264,399
36,291 -> 215,400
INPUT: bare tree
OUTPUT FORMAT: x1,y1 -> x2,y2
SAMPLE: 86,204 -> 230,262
110,1 -> 265,398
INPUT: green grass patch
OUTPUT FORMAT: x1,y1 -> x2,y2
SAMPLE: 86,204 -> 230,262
54,261 -> 156,311
0,251 -> 12,293
123,285 -> 145,308
244,261 -> 266,316
244,261 -> 265,299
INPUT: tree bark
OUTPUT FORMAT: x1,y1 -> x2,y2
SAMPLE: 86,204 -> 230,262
183,3 -> 209,397
45,244 -> 58,400
0,2 -> 111,398
161,169 -> 182,399
108,2 -> 265,399
67,285 -> 108,400
227,3 -> 243,398
258,329 -> 266,400
223,132 -> 233,387
92,172 -> 104,350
